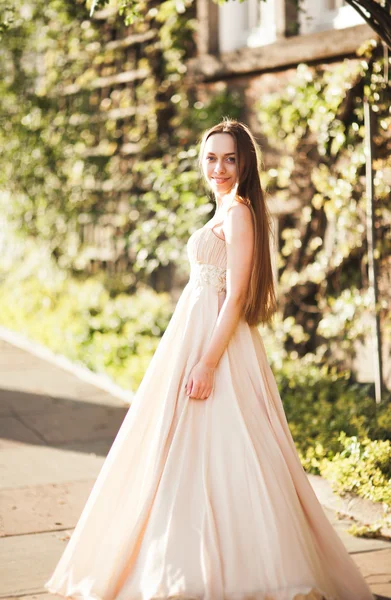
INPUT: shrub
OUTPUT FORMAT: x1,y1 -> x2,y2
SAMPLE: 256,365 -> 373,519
0,251 -> 173,390
274,360 -> 391,507
319,433 -> 391,505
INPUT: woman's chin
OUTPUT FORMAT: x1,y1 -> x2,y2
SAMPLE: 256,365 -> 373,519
212,183 -> 232,195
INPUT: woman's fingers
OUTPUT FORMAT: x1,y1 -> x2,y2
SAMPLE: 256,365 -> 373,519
191,384 -> 200,398
185,375 -> 212,400
190,386 -> 211,400
184,361 -> 216,401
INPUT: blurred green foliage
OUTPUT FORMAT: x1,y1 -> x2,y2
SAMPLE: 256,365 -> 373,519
320,433 -> 391,505
0,0 -> 240,287
275,361 -> 391,507
258,40 -> 391,373
0,239 -> 173,390
276,361 -> 391,459
0,5 -> 15,35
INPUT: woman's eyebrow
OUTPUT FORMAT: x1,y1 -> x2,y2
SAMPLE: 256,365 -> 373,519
206,152 -> 236,156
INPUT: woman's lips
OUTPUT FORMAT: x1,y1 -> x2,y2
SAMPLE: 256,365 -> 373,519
213,177 -> 229,184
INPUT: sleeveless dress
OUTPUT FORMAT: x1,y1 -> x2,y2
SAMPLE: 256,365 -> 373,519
44,224 -> 374,600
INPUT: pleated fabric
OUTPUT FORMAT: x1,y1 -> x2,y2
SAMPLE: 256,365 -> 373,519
44,225 -> 374,600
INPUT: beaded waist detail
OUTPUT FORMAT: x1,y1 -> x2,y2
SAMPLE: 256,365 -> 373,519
189,262 -> 227,294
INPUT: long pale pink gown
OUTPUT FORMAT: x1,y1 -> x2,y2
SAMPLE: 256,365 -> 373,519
44,224 -> 374,600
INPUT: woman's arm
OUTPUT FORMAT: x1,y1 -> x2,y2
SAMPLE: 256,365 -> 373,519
201,202 -> 254,368
185,203 -> 254,400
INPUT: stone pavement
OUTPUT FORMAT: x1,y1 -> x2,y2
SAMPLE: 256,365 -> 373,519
0,337 -> 390,599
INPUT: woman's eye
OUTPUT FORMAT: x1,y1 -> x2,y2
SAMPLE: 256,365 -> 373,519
205,156 -> 235,163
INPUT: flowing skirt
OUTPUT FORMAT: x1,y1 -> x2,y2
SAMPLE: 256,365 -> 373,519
44,281 -> 374,600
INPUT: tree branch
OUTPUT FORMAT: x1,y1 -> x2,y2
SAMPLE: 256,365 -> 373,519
345,0 -> 391,49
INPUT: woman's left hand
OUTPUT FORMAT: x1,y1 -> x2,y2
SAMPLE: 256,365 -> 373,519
185,361 -> 215,401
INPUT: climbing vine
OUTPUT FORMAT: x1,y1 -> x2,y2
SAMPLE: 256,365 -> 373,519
0,0 -> 240,292
258,40 -> 391,372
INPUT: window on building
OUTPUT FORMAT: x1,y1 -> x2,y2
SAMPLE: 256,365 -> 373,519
217,0 -> 366,54
218,0 -> 276,53
298,0 -> 365,35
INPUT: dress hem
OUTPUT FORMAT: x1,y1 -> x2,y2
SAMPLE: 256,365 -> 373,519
44,583 -> 333,600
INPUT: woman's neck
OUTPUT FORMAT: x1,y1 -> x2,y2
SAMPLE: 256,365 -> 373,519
215,189 -> 236,212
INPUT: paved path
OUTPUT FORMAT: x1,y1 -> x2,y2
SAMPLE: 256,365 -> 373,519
0,337 -> 390,599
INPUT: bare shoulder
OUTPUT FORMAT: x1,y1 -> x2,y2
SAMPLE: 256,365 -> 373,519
224,200 -> 253,237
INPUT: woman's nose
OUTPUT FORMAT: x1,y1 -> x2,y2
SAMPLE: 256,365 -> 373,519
214,160 -> 226,174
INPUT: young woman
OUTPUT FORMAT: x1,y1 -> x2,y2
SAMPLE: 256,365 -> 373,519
45,119 -> 374,600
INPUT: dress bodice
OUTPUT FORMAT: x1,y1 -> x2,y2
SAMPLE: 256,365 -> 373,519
187,225 -> 227,294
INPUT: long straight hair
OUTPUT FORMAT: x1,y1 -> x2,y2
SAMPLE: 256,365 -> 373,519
199,118 -> 277,326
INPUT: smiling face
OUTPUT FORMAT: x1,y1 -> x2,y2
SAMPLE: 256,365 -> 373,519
202,132 -> 238,197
